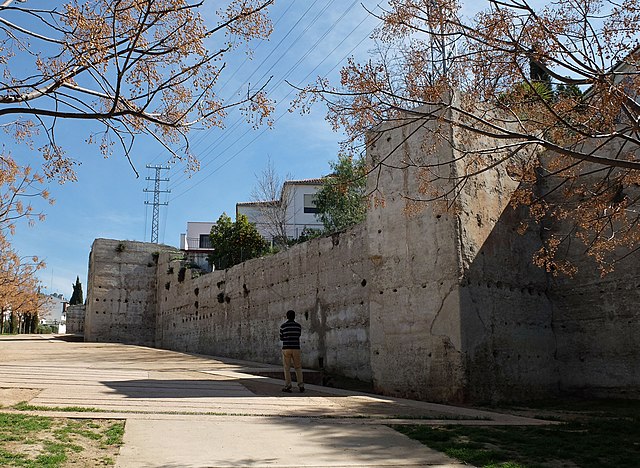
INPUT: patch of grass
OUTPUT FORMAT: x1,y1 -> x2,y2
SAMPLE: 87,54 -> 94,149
55,421 -> 103,444
0,448 -> 30,465
39,441 -> 69,465
12,401 -> 482,420
0,412 -> 123,467
0,412 -> 51,434
392,399 -> 640,468
103,422 -> 125,447
13,401 -> 106,413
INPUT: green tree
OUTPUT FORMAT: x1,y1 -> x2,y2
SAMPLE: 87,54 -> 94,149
208,213 -> 268,270
69,277 -> 83,306
315,155 -> 367,232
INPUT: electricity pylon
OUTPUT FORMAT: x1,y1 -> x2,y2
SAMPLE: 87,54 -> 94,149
144,165 -> 170,244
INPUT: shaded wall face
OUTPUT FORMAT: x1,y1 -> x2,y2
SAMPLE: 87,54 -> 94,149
366,117 -> 467,403
536,145 -> 640,397
85,239 -> 170,346
551,266 -> 640,398
451,127 -> 558,402
458,204 -> 558,402
65,305 -> 86,335
156,226 -> 371,381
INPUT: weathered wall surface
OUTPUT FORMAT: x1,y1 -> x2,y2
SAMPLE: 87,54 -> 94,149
85,239 -> 178,346
366,115 -> 467,402
83,112 -> 640,404
65,305 -> 85,335
536,143 -> 640,399
458,203 -> 558,402
551,266 -> 640,398
365,112 -> 558,403
156,226 -> 371,381
452,125 -> 558,403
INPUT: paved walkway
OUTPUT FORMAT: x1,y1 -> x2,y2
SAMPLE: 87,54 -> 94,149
0,335 -> 551,467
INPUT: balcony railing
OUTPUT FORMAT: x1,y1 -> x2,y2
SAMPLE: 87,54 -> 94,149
185,237 -> 213,250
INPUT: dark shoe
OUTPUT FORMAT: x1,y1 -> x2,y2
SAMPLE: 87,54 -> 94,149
281,387 -> 292,393
299,386 -> 305,393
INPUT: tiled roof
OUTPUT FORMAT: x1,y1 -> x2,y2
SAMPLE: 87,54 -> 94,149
236,177 -> 325,208
236,201 -> 276,206
283,178 -> 325,185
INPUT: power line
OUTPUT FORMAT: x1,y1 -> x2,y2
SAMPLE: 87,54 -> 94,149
144,1 -> 300,169
168,3 -> 379,194
169,19 -> 378,202
165,0 -> 334,186
147,0 -> 322,175
172,14 -> 377,200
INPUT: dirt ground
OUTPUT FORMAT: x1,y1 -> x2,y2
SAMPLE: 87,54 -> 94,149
0,388 -> 42,407
1,387 -> 124,467
3,417 -> 123,467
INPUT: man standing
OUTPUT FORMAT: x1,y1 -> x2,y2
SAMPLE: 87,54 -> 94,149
279,309 -> 304,393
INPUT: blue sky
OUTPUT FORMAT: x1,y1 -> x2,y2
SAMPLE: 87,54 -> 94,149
9,0 -> 384,298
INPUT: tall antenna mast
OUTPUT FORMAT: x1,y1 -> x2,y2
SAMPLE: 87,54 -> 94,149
144,165 -> 171,244
427,0 -> 458,83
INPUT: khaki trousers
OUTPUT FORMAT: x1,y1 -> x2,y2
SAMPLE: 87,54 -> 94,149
282,349 -> 304,388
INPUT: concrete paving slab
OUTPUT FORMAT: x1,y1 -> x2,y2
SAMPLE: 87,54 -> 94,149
116,417 -> 466,468
0,335 -> 554,467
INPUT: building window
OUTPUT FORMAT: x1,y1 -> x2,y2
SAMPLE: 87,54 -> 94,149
199,234 -> 212,249
303,193 -> 318,214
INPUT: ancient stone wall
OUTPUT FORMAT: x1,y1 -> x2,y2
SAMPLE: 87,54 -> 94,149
156,225 -> 371,381
364,111 -> 559,403
458,203 -> 558,402
451,124 -> 558,403
551,266 -> 640,398
85,239 -> 178,346
366,115 -> 468,402
83,111 -> 640,403
535,139 -> 640,399
65,304 -> 85,335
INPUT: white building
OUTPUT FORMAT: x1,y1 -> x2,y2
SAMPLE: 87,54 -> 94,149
179,178 -> 324,267
236,178 -> 324,243
40,293 -> 67,333
180,221 -> 215,271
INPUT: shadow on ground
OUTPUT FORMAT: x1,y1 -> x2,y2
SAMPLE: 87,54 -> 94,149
100,377 -> 471,420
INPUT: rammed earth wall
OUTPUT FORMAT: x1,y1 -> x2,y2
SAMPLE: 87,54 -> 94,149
85,109 -> 640,403
65,304 -> 86,335
85,239 -> 170,347
364,110 -> 558,403
155,226 -> 371,381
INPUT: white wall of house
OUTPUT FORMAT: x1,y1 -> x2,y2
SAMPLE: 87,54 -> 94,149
180,222 -> 216,271
283,181 -> 324,238
237,179 -> 324,242
180,180 -> 323,263
183,222 -> 215,250
236,203 -> 271,239
40,294 -> 67,323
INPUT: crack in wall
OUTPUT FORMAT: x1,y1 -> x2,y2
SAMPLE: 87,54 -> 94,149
428,281 -> 462,354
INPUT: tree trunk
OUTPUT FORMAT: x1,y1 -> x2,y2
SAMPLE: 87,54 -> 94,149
9,311 -> 16,334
